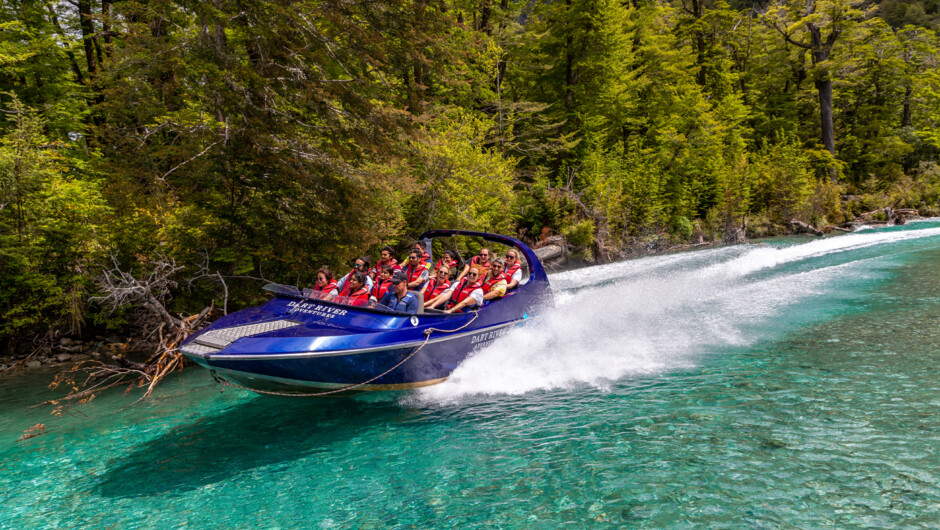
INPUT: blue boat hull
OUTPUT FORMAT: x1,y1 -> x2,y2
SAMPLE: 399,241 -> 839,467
181,230 -> 553,395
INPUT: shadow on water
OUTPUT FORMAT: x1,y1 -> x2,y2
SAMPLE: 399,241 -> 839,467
93,395 -> 412,499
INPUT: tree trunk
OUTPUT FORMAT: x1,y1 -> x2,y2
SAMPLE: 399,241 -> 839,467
902,85 -> 912,127
45,3 -> 86,85
816,76 -> 835,155
808,23 -> 836,162
78,0 -> 97,78
479,0 -> 491,33
102,0 -> 113,58
565,0 -> 574,112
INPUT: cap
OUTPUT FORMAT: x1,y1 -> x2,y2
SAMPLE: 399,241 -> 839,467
390,270 -> 407,285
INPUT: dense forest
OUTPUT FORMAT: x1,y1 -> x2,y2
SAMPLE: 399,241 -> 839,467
2,0 -> 939,347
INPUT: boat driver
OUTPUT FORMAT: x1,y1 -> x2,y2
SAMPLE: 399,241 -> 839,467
379,270 -> 421,314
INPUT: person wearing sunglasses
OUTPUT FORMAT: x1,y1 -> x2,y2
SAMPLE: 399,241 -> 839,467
427,266 -> 485,313
402,249 -> 429,290
309,267 -> 338,300
412,241 -> 432,270
336,256 -> 374,294
421,265 -> 451,305
480,258 -> 508,303
456,247 -> 491,282
503,250 -> 523,290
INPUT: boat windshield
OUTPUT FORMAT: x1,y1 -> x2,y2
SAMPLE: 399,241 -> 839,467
263,283 -> 436,316
262,283 -> 304,297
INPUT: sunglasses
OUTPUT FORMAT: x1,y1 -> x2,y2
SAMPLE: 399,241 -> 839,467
506,255 -> 516,259
353,263 -> 363,268
437,271 -> 448,276
468,272 -> 478,277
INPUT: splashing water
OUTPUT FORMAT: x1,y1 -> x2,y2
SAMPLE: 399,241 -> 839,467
419,222 -> 940,401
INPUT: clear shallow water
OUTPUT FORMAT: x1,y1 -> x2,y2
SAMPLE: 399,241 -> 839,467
2,222 -> 940,528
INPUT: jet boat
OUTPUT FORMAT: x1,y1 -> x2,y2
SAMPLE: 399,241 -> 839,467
180,230 -> 553,395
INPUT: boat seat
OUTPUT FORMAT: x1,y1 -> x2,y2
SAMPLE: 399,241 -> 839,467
409,290 -> 425,314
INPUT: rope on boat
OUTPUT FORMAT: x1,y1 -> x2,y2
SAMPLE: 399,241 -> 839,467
211,311 -> 480,397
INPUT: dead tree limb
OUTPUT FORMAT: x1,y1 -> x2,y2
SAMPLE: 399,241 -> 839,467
788,219 -> 824,236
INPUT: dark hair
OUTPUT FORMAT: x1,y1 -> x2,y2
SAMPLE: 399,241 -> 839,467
409,249 -> 421,258
381,245 -> 395,255
413,240 -> 427,250
381,264 -> 394,275
356,256 -> 371,269
350,270 -> 367,286
445,249 -> 462,274
316,267 -> 333,282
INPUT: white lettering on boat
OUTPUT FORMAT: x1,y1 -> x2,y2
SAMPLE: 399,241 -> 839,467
469,327 -> 511,351
287,301 -> 348,319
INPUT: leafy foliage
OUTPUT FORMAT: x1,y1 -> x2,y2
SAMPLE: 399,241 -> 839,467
1,0 -> 940,344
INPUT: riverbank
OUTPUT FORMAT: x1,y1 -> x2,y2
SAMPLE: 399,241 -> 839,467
535,206 -> 935,272
1,336 -> 155,375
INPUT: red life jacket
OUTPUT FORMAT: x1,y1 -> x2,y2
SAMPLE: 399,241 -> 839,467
424,278 -> 450,300
312,280 -> 337,299
371,279 -> 391,300
470,255 -> 492,276
371,259 -> 398,279
340,287 -> 369,306
482,274 -> 506,295
505,261 -> 521,280
447,278 -> 482,309
338,277 -> 364,298
404,263 -> 425,286
435,258 -> 459,272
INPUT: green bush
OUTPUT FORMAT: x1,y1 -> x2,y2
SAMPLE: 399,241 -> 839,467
668,216 -> 694,241
561,219 -> 596,248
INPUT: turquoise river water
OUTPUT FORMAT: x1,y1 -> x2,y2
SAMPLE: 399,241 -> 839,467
2,221 -> 940,528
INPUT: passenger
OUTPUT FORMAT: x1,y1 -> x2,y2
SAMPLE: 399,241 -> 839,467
337,270 -> 370,306
379,270 -> 420,314
421,265 -> 451,305
435,250 -> 460,278
402,249 -> 429,291
336,256 -> 374,292
427,266 -> 484,313
372,246 -> 400,280
310,267 -> 338,300
412,241 -> 432,269
503,250 -> 523,290
371,265 -> 394,301
456,247 -> 491,282
481,258 -> 507,303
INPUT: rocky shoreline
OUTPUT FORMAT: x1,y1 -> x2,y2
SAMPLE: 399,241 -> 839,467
1,336 -> 153,374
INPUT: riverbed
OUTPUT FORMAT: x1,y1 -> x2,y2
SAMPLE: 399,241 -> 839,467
2,221 -> 939,527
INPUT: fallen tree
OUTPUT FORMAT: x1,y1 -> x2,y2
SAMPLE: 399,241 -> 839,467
38,255 -> 215,415
788,219 -> 824,236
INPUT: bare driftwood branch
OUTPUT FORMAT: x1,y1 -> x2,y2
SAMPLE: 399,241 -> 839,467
788,219 -> 824,236
90,254 -> 184,327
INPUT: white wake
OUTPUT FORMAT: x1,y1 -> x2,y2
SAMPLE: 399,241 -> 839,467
414,224 -> 940,403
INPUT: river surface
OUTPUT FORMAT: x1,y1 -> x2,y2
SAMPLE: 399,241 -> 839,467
2,221 -> 940,528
